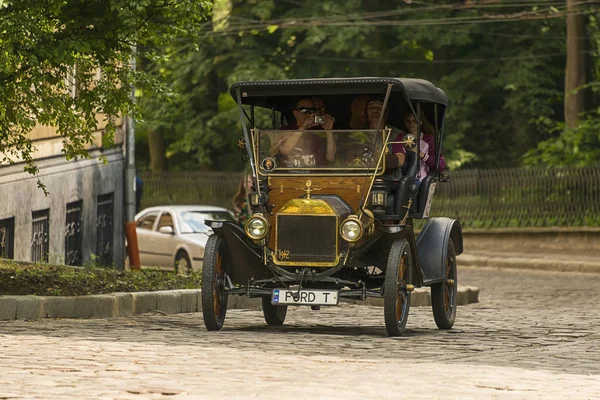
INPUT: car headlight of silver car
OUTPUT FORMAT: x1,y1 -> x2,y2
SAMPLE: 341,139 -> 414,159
244,214 -> 270,240
340,216 -> 363,243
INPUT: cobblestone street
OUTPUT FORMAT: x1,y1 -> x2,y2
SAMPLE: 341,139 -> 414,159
1,266 -> 600,399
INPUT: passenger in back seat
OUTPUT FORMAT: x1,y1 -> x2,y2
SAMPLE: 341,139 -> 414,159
391,109 -> 446,182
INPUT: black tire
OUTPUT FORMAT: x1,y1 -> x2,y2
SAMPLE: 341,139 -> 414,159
175,251 -> 192,276
431,240 -> 457,329
262,297 -> 288,326
201,235 -> 228,331
383,239 -> 413,337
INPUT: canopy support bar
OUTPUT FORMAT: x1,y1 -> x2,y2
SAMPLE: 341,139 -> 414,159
374,83 -> 393,133
235,89 -> 260,196
358,83 -> 394,214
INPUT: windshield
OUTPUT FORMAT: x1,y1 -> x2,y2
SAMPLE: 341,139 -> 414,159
178,211 -> 234,234
254,129 -> 388,174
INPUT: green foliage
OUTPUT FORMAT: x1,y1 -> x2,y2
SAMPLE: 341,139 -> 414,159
139,0 -> 584,171
523,111 -> 600,166
0,0 -> 211,177
4,1 -> 598,171
0,261 -> 201,296
522,10 -> 600,167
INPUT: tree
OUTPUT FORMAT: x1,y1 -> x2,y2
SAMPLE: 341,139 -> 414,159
0,0 -> 211,178
139,0 -> 593,171
524,3 -> 600,167
564,0 -> 587,128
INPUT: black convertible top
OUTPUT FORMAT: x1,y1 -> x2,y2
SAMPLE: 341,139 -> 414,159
230,77 -> 448,107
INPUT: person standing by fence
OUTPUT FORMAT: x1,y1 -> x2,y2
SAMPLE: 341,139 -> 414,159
233,174 -> 252,226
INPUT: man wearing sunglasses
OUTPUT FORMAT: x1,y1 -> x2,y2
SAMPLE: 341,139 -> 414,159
273,97 -> 336,167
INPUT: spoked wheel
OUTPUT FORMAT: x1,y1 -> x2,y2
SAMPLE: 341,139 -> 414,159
384,239 -> 413,337
201,235 -> 228,331
431,240 -> 457,329
262,297 -> 288,326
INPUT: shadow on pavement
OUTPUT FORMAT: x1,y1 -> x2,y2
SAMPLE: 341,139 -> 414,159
231,323 -> 440,338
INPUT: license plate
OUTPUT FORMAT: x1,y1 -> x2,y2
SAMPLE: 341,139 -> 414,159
272,289 -> 339,306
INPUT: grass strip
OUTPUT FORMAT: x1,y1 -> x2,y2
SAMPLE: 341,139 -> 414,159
0,262 -> 201,296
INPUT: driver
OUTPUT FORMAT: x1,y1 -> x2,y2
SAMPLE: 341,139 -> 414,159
349,94 -> 370,130
365,97 -> 404,170
272,97 -> 336,167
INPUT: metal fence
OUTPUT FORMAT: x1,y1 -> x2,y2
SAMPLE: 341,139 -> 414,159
65,200 -> 83,266
31,209 -> 50,262
140,166 -> 600,228
140,171 -> 244,211
432,166 -> 600,228
0,217 -> 14,259
96,193 -> 114,266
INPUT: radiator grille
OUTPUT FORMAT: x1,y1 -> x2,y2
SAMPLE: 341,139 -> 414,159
276,215 -> 337,264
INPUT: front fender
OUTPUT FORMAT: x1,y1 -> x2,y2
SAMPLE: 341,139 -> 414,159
416,217 -> 463,285
208,221 -> 271,285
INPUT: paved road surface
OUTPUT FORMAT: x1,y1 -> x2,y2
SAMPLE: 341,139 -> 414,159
1,266 -> 600,399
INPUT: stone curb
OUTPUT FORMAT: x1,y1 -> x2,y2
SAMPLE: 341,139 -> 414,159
0,286 -> 479,321
459,254 -> 600,274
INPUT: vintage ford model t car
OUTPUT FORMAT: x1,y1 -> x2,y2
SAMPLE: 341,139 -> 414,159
201,77 -> 463,336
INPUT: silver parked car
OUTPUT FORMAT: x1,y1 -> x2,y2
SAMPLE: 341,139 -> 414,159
134,205 -> 235,274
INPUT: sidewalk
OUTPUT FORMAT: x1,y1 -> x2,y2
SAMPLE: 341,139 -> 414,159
459,249 -> 600,274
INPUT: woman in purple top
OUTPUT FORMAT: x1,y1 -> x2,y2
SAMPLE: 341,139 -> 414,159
390,110 -> 446,179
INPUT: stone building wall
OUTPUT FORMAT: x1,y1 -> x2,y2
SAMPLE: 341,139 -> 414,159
0,124 -> 126,268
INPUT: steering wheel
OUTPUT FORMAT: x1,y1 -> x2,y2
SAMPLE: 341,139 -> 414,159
340,141 -> 376,165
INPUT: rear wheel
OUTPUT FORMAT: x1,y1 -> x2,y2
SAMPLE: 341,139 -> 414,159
431,240 -> 457,329
175,251 -> 192,276
383,239 -> 413,337
262,297 -> 287,326
201,235 -> 228,331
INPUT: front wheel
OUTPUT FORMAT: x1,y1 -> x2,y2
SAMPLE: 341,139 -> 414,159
383,239 -> 413,337
262,297 -> 287,326
201,235 -> 228,331
431,240 -> 457,329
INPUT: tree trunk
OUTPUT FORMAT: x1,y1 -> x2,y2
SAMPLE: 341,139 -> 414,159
148,128 -> 168,172
364,0 -> 384,77
564,0 -> 586,128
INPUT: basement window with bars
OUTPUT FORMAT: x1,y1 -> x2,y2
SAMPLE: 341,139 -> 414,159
0,217 -> 15,260
65,200 -> 83,266
31,209 -> 50,263
96,193 -> 114,266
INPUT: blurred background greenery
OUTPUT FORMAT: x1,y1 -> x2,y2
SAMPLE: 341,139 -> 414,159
136,0 -> 600,173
